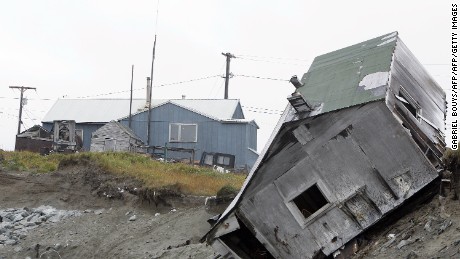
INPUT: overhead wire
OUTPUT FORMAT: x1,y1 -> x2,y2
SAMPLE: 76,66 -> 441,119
236,54 -> 310,62
242,106 -> 284,113
234,74 -> 289,82
209,63 -> 226,97
0,97 -> 54,101
0,111 -> 18,119
24,107 -> 41,123
244,109 -> 283,115
74,75 -> 221,99
235,56 -> 307,66
23,108 -> 38,125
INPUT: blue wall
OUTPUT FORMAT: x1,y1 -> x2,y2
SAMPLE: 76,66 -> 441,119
120,103 -> 258,169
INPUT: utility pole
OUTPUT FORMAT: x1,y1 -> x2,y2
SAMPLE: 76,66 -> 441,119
9,86 -> 36,135
221,52 -> 235,99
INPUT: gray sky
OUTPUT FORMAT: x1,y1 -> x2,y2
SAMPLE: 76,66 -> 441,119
0,0 -> 453,151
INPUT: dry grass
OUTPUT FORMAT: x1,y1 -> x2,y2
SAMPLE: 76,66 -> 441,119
0,151 -> 246,196
0,150 -> 63,173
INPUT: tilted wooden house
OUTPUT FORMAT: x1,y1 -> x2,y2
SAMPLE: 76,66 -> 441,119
90,121 -> 145,152
203,32 -> 446,258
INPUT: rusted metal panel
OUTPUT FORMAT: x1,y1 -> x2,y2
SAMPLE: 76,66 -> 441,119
15,137 -> 52,153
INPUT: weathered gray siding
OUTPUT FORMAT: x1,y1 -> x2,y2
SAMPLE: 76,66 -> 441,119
386,38 -> 445,159
207,34 -> 446,259
120,103 -> 257,169
90,121 -> 143,152
233,101 -> 438,258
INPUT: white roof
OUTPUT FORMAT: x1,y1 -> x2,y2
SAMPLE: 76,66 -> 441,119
165,99 -> 240,121
42,98 -> 242,123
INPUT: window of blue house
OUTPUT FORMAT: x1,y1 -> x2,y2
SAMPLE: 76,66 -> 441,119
169,123 -> 197,142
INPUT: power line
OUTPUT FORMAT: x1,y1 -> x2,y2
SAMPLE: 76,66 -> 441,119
0,97 -> 53,101
23,108 -> 38,125
236,54 -> 310,62
209,63 -> 226,97
242,106 -> 284,113
155,75 -> 221,88
236,56 -> 307,66
74,75 -> 221,99
244,109 -> 283,115
0,112 -> 18,119
235,74 -> 289,82
23,107 -> 41,122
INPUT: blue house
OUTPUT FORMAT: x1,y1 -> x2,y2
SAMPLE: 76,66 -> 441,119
119,99 -> 259,170
42,98 -> 259,170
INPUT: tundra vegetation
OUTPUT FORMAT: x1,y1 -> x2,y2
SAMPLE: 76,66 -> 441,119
0,151 -> 245,196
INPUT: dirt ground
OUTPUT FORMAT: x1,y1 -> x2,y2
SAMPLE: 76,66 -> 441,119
0,165 -> 218,259
352,185 -> 460,259
3,164 -> 459,259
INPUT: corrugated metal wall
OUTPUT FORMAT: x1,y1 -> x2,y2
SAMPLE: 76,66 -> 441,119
120,103 -> 257,169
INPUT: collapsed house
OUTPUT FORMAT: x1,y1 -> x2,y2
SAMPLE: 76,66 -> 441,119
15,121 -> 83,153
15,125 -> 52,153
203,32 -> 446,258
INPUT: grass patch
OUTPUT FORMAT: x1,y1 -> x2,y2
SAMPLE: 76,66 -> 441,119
0,151 -> 246,196
217,185 -> 240,198
0,150 -> 62,173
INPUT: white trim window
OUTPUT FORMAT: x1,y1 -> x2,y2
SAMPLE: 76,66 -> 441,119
169,123 -> 198,142
280,180 -> 332,228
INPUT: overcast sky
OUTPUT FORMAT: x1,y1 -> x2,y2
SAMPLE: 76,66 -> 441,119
0,1 -> 453,151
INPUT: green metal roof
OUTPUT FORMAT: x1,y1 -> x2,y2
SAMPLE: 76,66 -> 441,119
298,32 -> 398,114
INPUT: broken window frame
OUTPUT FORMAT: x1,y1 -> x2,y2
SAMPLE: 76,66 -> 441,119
397,86 -> 422,121
284,180 -> 332,228
169,123 -> 198,143
75,129 -> 83,142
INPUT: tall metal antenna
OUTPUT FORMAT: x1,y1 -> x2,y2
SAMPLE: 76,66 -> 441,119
129,64 -> 134,128
147,0 -> 160,146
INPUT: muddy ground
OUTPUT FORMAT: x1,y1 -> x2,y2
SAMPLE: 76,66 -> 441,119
0,165 -> 218,259
351,184 -> 460,259
2,163 -> 459,259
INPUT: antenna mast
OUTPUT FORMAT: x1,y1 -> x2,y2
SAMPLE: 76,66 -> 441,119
147,0 -> 160,146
